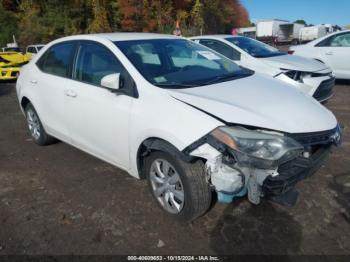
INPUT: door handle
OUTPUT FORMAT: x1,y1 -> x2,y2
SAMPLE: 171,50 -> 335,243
64,89 -> 77,98
325,51 -> 333,55
30,80 -> 37,84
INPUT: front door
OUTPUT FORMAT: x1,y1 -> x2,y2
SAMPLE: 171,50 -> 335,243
64,41 -> 134,169
318,32 -> 350,78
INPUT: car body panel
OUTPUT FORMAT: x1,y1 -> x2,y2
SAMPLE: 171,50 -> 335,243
260,54 -> 328,72
167,73 -> 337,134
0,51 -> 31,64
189,35 -> 334,100
290,30 -> 350,79
0,65 -> 20,80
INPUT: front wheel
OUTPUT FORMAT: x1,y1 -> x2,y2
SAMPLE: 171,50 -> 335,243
144,151 -> 212,222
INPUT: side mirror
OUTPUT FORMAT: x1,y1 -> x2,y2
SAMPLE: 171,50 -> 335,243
101,73 -> 120,91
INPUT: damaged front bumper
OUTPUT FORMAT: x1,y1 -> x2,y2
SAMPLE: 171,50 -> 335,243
185,125 -> 341,207
274,70 -> 335,103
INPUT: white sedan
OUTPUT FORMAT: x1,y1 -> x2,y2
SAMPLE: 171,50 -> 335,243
16,33 -> 341,221
289,30 -> 350,79
190,35 -> 335,102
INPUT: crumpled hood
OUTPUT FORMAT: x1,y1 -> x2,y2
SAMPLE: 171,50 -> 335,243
259,54 -> 330,72
168,74 -> 337,133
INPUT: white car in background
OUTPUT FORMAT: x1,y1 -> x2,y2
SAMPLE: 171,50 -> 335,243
26,44 -> 45,58
289,30 -> 350,79
190,35 -> 335,102
16,33 -> 341,221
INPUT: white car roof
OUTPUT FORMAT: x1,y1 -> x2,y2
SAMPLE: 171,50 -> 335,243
189,35 -> 240,40
28,44 -> 45,47
57,33 -> 180,43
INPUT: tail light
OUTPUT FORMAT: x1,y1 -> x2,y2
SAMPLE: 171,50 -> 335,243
288,50 -> 295,55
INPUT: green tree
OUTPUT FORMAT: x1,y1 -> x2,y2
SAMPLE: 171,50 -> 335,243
66,0 -> 92,34
294,19 -> 307,25
17,0 -> 46,46
1,0 -> 251,45
108,0 -> 121,32
0,4 -> 18,46
88,0 -> 112,33
190,0 -> 204,35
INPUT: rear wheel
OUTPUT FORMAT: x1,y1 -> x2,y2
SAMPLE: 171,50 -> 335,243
25,103 -> 56,146
291,39 -> 299,45
144,151 -> 211,222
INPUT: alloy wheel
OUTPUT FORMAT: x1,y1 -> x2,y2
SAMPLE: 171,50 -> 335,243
149,159 -> 185,214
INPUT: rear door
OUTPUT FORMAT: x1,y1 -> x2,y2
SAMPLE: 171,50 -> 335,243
33,41 -> 78,141
317,32 -> 350,78
63,41 -> 135,169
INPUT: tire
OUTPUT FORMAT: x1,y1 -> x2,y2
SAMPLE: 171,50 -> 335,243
291,39 -> 299,45
25,103 -> 56,146
144,151 -> 212,222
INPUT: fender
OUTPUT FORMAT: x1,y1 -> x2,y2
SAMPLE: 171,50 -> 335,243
137,138 -> 196,178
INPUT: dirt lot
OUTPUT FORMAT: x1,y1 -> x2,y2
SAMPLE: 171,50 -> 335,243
0,80 -> 349,256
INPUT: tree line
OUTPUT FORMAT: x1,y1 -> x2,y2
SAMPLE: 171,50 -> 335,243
0,0 -> 250,47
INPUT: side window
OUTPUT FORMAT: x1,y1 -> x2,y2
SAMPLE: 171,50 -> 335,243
28,47 -> 36,53
37,42 -> 76,78
199,39 -> 241,61
73,42 -> 123,86
330,33 -> 350,47
316,33 -> 350,47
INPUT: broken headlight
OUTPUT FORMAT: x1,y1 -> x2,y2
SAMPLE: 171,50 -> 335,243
210,126 -> 303,169
279,69 -> 311,83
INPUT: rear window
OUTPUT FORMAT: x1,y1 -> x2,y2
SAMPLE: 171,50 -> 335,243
37,42 -> 76,78
27,47 -> 36,53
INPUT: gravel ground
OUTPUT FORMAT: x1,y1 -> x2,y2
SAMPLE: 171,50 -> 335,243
0,80 -> 349,256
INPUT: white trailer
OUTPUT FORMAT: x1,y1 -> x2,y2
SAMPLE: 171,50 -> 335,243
299,25 -> 327,42
256,19 -> 304,44
256,19 -> 288,38
237,26 -> 256,38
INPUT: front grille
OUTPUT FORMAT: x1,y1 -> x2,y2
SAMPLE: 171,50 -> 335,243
310,72 -> 332,77
263,146 -> 330,196
11,71 -> 18,77
289,127 -> 337,148
313,77 -> 335,101
262,129 -> 336,196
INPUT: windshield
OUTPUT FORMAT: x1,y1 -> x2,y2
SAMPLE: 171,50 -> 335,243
3,47 -> 21,52
115,39 -> 253,88
37,46 -> 44,51
225,37 -> 286,58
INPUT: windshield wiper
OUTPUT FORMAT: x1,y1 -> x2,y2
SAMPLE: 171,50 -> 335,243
201,72 -> 248,85
155,82 -> 199,89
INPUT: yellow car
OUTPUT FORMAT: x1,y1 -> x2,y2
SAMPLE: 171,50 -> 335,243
0,51 -> 30,81
0,65 -> 20,81
0,51 -> 31,64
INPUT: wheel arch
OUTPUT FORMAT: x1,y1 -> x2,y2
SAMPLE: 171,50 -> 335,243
20,96 -> 31,111
314,58 -> 325,64
136,137 -> 196,179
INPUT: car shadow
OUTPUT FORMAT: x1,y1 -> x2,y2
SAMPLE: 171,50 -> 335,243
208,200 -> 302,256
335,79 -> 350,86
328,172 -> 350,223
